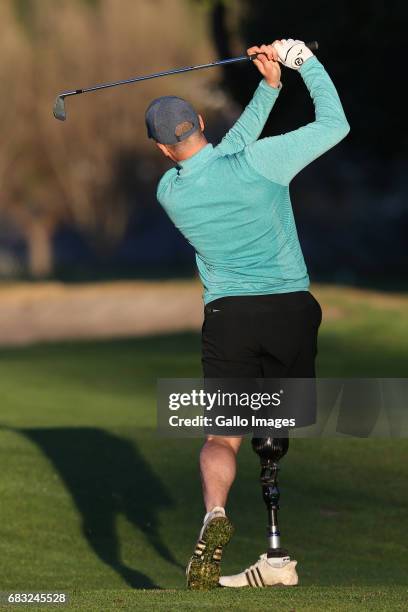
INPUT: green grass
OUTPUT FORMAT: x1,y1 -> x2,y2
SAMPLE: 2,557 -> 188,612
0,286 -> 407,610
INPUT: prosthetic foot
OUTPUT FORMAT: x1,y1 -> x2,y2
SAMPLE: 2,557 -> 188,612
218,436 -> 298,588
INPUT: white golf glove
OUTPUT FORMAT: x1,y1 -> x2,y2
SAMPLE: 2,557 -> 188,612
273,39 -> 314,70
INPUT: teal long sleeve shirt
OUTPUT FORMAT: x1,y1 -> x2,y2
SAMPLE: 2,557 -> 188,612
157,57 -> 350,304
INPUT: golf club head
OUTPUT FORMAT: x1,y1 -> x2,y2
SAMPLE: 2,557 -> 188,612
53,96 -> 66,121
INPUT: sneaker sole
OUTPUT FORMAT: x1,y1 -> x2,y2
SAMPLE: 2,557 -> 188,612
186,516 -> 234,590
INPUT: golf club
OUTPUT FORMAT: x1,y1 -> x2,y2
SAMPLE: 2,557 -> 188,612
53,41 -> 318,121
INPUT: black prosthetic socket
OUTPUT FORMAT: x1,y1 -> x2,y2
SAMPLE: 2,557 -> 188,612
252,436 -> 290,559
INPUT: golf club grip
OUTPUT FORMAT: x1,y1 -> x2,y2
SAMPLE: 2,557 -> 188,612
250,41 -> 318,61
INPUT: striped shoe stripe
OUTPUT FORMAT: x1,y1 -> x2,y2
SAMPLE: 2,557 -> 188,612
245,571 -> 254,587
194,539 -> 207,556
251,569 -> 260,587
256,567 -> 265,587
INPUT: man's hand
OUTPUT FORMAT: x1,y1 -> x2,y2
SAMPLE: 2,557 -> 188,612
247,43 -> 281,88
273,39 -> 314,70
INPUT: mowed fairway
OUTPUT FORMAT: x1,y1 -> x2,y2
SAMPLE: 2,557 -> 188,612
0,285 -> 407,611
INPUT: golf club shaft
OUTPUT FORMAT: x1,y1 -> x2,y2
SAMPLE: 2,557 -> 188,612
59,55 -> 255,100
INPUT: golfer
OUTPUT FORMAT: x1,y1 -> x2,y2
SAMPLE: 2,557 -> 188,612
146,39 -> 349,589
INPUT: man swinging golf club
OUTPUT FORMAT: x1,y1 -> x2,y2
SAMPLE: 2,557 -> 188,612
146,38 -> 349,589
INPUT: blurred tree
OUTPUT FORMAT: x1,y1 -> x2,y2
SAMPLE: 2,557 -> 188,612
0,0 -> 219,277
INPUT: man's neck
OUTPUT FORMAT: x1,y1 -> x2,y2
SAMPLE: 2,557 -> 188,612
175,138 -> 208,162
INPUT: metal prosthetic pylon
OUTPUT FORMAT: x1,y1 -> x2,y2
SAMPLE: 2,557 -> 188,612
251,436 -> 290,559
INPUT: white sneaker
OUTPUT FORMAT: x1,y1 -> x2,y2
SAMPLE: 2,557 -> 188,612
186,507 -> 234,590
219,553 -> 298,588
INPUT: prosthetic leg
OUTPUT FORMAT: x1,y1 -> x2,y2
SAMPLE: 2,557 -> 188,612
251,436 -> 290,561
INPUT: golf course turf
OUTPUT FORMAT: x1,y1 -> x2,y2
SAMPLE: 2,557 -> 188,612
0,285 -> 407,610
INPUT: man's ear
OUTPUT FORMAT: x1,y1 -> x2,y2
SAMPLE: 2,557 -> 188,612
198,114 -> 205,131
156,142 -> 171,158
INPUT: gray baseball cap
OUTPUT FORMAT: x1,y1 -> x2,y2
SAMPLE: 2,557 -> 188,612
145,96 -> 200,145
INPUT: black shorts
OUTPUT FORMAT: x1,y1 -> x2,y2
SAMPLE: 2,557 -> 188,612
201,291 -> 322,434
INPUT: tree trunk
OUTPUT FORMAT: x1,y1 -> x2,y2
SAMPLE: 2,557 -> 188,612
25,223 -> 54,278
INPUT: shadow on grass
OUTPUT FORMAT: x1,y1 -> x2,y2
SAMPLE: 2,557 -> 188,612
16,427 -> 180,589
